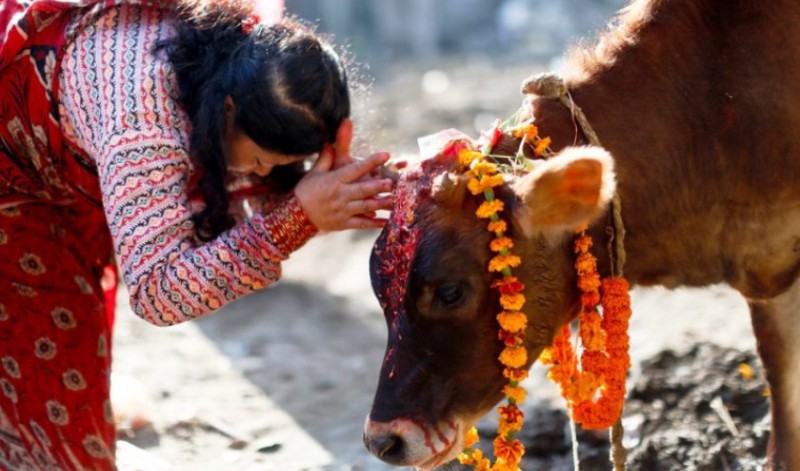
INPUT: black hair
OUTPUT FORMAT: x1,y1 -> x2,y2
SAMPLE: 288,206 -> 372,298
156,1 -> 350,241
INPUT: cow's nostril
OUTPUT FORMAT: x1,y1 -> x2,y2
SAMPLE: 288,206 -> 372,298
373,433 -> 405,463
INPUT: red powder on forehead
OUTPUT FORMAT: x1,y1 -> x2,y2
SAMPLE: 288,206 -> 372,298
374,154 -> 460,323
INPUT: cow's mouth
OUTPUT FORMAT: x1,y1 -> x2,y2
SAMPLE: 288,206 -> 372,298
364,415 -> 473,468
415,426 -> 461,470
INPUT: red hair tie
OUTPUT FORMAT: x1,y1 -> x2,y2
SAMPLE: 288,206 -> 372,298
242,12 -> 261,34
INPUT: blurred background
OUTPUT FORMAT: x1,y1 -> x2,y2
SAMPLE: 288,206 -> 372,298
285,0 -> 626,156
112,1 -> 759,470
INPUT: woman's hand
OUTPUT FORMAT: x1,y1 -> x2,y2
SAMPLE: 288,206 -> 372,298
294,146 -> 395,232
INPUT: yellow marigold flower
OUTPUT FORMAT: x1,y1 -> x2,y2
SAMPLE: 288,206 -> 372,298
500,293 -> 525,311
497,311 -> 527,333
503,384 -> 527,403
464,427 -> 480,449
534,136 -> 552,156
538,347 -> 555,364
468,174 -> 505,195
476,199 -> 504,219
488,219 -> 508,234
499,346 -> 527,369
490,237 -> 514,252
459,148 -> 483,167
489,254 -> 521,272
472,160 -> 498,175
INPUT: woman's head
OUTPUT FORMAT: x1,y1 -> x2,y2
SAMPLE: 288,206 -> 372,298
159,1 -> 350,240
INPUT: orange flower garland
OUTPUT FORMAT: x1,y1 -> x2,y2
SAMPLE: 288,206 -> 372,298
538,232 -> 633,429
457,129 -> 529,471
454,120 -> 633,470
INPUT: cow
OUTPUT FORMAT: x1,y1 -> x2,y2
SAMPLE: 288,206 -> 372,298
362,0 -> 800,469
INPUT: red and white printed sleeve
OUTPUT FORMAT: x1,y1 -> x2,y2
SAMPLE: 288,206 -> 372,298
58,4 -> 317,326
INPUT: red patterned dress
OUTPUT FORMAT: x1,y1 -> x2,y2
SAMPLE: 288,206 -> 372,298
0,1 -> 306,469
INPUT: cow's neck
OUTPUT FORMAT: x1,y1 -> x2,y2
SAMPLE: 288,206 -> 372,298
532,1 -> 733,289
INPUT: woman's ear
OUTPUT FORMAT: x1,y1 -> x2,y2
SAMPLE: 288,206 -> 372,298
512,146 -> 616,237
223,96 -> 236,132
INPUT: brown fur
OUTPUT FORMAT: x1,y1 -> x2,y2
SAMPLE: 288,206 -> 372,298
534,2 -> 800,468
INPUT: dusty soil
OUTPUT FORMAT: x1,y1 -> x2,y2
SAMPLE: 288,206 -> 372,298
470,344 -> 770,471
111,57 -> 767,471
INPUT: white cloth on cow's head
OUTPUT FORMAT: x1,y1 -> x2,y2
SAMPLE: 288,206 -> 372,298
417,129 -> 471,161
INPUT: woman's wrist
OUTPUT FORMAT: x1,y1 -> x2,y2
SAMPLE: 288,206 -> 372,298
259,192 -> 318,255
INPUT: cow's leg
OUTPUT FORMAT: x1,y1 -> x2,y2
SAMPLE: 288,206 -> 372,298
748,277 -> 800,471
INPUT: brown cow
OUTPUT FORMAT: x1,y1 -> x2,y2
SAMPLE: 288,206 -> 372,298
363,0 -> 800,469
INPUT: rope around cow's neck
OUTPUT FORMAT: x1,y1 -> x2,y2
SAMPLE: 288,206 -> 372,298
523,73 -> 629,471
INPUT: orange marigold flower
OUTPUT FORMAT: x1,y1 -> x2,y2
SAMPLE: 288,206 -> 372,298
492,276 -> 524,295
511,124 -> 538,143
464,427 -> 480,448
476,200 -> 504,219
578,272 -> 601,293
489,237 -> 514,253
503,384 -> 527,404
498,405 -> 524,435
472,160 -> 499,176
489,254 -> 522,273
459,148 -> 483,168
579,309 -> 605,351
581,291 -> 601,308
468,174 -> 505,195
499,346 -> 528,369
575,252 -> 597,276
534,136 -> 552,156
493,436 -> 525,465
580,350 -> 607,374
574,234 -> 593,253
497,311 -> 527,333
503,367 -> 529,382
499,293 -> 525,311
488,220 -> 508,234
573,371 -> 603,404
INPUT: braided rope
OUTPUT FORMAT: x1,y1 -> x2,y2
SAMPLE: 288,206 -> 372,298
522,73 -> 628,471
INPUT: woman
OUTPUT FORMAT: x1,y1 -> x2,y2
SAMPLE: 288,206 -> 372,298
0,0 -> 393,469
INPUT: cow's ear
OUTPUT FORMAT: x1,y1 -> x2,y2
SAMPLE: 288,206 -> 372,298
431,171 -> 468,208
512,146 -> 616,236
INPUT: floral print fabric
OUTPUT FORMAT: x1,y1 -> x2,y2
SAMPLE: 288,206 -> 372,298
0,1 -> 314,468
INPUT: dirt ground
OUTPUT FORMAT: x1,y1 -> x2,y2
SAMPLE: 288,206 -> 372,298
111,58 -> 766,471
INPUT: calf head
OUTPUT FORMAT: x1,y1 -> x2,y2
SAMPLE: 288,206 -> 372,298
364,142 -> 616,469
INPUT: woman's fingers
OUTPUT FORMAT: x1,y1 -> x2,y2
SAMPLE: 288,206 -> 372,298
344,195 -> 394,216
346,178 -> 394,201
336,152 -> 390,183
345,215 -> 389,230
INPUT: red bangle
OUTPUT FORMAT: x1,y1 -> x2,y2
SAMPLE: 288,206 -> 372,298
261,193 -> 318,255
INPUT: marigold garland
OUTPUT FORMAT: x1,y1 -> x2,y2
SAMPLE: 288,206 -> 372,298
456,124 -> 530,471
538,233 -> 633,430
455,120 -> 633,470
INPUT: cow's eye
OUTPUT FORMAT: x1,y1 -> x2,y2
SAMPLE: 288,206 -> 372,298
435,283 -> 464,308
